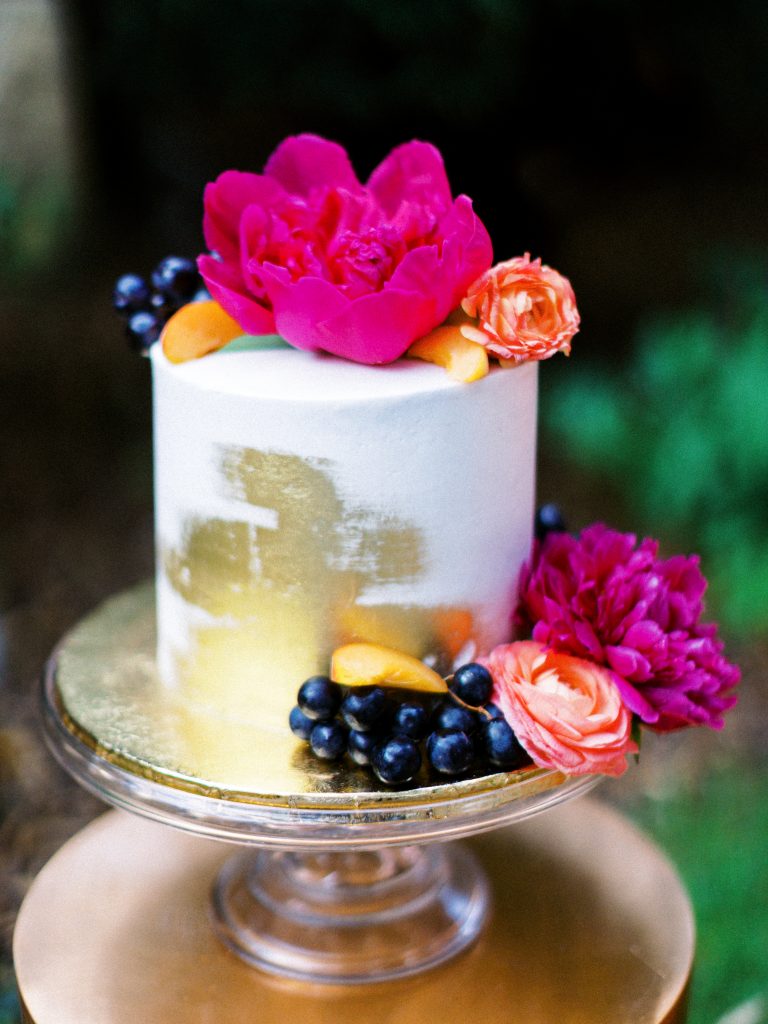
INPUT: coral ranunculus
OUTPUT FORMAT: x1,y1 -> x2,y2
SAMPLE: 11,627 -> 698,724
460,254 -> 580,362
519,524 -> 741,731
198,134 -> 493,364
480,641 -> 636,777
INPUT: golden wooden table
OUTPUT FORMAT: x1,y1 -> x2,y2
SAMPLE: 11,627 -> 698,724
14,798 -> 693,1023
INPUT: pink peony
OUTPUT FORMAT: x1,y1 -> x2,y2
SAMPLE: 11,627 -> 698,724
480,641 -> 636,777
459,254 -> 579,362
519,524 -> 740,731
198,134 -> 493,364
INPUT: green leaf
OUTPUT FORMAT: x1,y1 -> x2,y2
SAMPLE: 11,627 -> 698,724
218,334 -> 291,354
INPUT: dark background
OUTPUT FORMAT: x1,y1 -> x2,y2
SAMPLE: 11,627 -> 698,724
1,3 -> 767,1021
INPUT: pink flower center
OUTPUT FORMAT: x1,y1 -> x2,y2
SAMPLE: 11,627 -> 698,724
328,227 -> 404,295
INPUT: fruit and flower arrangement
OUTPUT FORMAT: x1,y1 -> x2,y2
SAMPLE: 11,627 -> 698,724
113,133 -> 579,379
288,507 -> 740,787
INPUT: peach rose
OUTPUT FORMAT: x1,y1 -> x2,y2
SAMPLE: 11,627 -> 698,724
460,254 -> 580,362
480,641 -> 636,777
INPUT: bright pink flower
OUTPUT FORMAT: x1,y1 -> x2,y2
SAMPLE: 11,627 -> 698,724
518,524 -> 740,731
480,641 -> 636,777
198,135 -> 493,364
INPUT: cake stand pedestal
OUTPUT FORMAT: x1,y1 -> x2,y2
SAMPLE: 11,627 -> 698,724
14,804 -> 693,1024
15,586 -> 694,1019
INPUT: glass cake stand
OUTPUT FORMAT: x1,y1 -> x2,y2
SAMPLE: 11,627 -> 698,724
41,583 -> 600,985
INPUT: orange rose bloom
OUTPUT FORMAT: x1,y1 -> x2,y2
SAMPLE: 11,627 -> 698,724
480,641 -> 636,777
460,254 -> 580,362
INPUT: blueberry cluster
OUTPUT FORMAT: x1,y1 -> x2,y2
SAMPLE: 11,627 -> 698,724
112,256 -> 209,354
289,663 -> 532,786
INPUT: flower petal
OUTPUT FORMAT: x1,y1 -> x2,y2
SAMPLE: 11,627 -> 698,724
435,195 -> 494,296
264,133 -> 361,196
258,265 -> 349,353
317,288 -> 427,364
197,255 -> 276,336
367,140 -> 452,216
202,171 -> 286,263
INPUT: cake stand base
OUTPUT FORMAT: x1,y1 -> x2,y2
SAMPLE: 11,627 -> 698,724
14,800 -> 693,1024
211,843 -> 489,983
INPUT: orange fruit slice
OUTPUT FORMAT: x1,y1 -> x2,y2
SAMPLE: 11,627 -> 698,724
331,643 -> 448,693
407,325 -> 489,382
161,300 -> 243,363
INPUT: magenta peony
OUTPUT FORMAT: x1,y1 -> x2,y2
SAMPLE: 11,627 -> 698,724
198,134 -> 493,364
518,524 -> 740,731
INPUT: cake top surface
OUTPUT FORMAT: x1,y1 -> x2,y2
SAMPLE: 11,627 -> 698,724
151,337 -> 531,402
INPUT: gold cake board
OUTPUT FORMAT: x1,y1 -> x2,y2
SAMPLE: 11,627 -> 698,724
14,799 -> 692,1023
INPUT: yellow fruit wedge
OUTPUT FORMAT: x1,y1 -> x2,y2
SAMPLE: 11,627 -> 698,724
331,643 -> 448,693
161,300 -> 244,363
407,325 -> 489,382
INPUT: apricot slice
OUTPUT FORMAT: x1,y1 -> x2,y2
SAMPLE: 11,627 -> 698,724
161,300 -> 243,363
331,643 -> 448,693
407,325 -> 489,382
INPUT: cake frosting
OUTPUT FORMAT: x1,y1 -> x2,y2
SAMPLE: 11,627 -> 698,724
153,342 -> 537,731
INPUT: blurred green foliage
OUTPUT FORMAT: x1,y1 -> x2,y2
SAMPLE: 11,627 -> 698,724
543,268 -> 768,635
627,768 -> 768,1024
0,171 -> 73,276
0,985 -> 19,1024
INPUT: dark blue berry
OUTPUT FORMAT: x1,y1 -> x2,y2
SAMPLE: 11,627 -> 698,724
482,719 -> 530,769
297,676 -> 341,721
150,289 -> 181,321
391,702 -> 429,740
288,705 -> 314,741
341,687 -> 388,731
535,503 -> 568,542
347,729 -> 381,766
126,310 -> 161,353
152,256 -> 200,302
426,731 -> 474,776
451,663 -> 493,706
371,735 -> 421,785
309,721 -> 347,760
483,702 -> 505,721
192,286 -> 212,303
113,273 -> 150,316
432,701 -> 477,735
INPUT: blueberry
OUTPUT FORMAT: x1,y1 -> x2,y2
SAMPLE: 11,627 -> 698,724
341,687 -> 388,731
297,676 -> 341,721
483,702 -> 506,721
309,721 -> 347,760
432,701 -> 476,735
150,289 -> 181,322
347,729 -> 381,766
126,310 -> 161,354
535,503 -> 568,542
391,702 -> 429,740
482,719 -> 531,769
113,273 -> 150,316
288,705 -> 314,741
426,731 -> 474,776
371,735 -> 421,785
192,286 -> 212,303
152,256 -> 200,302
451,663 -> 492,706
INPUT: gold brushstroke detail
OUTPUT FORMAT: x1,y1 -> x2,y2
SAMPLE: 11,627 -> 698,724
49,583 -> 567,803
162,446 -> 476,732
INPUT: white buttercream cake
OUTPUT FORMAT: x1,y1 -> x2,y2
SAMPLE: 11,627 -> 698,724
152,342 -> 538,732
